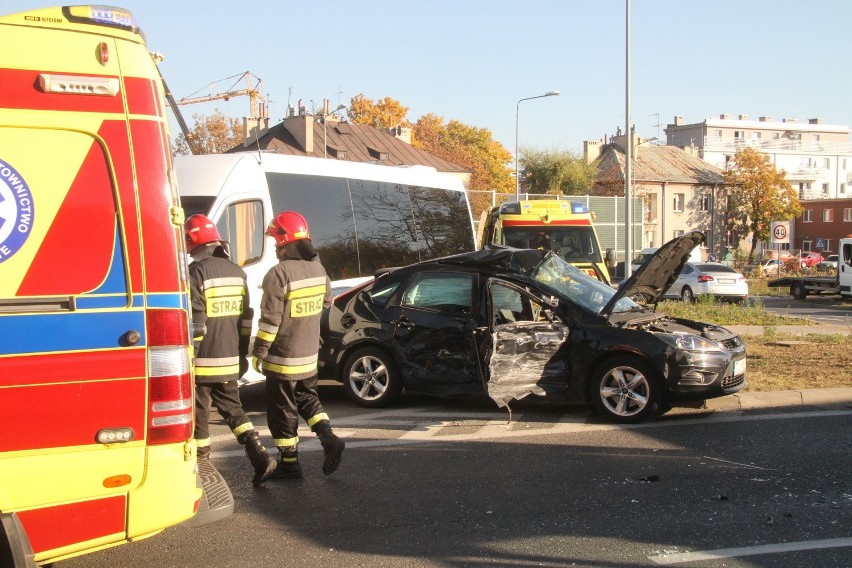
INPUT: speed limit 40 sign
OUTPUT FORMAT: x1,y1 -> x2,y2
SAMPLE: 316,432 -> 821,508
771,221 -> 790,244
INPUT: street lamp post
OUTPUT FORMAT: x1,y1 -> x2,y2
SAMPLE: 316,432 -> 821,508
515,90 -> 560,199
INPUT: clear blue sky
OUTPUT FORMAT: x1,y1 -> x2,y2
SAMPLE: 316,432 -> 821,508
9,1 -> 852,154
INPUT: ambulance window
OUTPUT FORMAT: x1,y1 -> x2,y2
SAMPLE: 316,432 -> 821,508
217,200 -> 263,267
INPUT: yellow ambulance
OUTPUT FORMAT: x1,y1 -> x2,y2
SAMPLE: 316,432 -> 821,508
0,6 -> 230,566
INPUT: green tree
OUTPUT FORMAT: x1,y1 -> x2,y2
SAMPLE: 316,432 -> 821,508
174,109 -> 243,155
519,147 -> 598,195
724,146 -> 801,257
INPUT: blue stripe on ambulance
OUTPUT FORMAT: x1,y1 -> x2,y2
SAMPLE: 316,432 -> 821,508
0,310 -> 147,355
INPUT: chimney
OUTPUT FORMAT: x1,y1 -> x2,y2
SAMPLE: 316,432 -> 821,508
674,115 -> 684,126
759,116 -> 772,122
739,114 -> 748,121
720,114 -> 731,120
242,116 -> 270,148
283,115 -> 314,153
583,140 -> 602,163
783,117 -> 797,123
809,118 -> 824,125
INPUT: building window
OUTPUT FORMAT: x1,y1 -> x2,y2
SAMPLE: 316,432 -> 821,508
673,229 -> 684,239
713,129 -> 722,138
803,209 -> 813,222
644,194 -> 657,223
673,193 -> 685,212
734,130 -> 744,139
823,183 -> 830,195
844,207 -> 852,222
841,183 -> 847,194
814,134 -> 821,143
699,194 -> 710,212
803,240 -> 813,252
823,209 -> 834,222
824,158 -> 831,168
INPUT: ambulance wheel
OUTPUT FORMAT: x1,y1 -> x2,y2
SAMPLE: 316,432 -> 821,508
342,347 -> 402,408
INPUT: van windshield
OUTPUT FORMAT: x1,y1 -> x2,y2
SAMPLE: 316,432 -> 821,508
266,173 -> 474,281
503,226 -> 602,263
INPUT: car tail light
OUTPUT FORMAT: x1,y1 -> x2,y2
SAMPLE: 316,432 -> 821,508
698,275 -> 714,282
147,309 -> 193,445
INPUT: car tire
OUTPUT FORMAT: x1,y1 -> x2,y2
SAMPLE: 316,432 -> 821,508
680,286 -> 694,303
791,282 -> 808,301
590,355 -> 661,424
342,347 -> 402,408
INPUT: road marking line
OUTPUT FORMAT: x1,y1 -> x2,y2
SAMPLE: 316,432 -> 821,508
649,537 -> 852,565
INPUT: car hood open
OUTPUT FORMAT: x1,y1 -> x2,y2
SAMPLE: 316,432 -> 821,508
601,231 -> 705,316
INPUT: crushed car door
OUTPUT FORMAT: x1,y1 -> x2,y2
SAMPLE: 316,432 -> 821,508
485,279 -> 570,407
393,271 -> 481,388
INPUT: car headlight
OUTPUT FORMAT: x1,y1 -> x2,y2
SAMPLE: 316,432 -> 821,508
656,332 -> 723,352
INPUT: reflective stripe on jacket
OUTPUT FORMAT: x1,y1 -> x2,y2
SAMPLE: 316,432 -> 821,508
253,258 -> 331,381
189,245 -> 253,383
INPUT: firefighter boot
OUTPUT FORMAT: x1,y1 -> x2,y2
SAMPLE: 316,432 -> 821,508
197,445 -> 210,462
270,448 -> 303,480
315,420 -> 345,475
240,430 -> 277,487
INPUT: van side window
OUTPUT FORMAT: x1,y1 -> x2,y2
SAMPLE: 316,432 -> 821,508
217,200 -> 264,267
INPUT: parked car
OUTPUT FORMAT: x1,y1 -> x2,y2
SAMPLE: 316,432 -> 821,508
796,251 -> 823,269
816,255 -> 838,271
319,231 -> 747,424
745,258 -> 785,277
663,262 -> 749,303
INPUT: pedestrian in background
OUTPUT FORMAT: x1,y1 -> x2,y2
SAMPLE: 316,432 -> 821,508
253,211 -> 345,479
185,214 -> 277,486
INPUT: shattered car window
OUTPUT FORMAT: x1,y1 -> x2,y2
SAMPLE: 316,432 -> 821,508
531,255 -> 639,314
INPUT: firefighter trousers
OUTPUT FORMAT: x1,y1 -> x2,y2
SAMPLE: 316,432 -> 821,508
194,381 -> 252,443
265,374 -> 327,446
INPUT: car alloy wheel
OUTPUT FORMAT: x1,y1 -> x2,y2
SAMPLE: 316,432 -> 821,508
591,355 -> 660,424
342,347 -> 402,408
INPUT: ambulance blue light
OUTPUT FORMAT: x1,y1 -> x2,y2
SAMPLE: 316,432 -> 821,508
499,202 -> 521,214
571,202 -> 589,214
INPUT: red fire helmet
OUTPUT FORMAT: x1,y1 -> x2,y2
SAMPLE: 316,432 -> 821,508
265,211 -> 310,247
184,214 -> 221,250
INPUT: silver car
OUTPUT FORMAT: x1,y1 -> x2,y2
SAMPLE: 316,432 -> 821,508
816,255 -> 838,271
664,262 -> 749,303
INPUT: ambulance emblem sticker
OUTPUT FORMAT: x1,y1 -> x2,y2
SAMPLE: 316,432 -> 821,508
0,159 -> 34,263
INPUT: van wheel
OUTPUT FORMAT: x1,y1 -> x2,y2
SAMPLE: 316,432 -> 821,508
342,347 -> 402,408
591,355 -> 660,424
680,286 -> 695,303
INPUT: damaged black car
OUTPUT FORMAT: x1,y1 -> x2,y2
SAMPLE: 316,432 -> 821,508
318,231 -> 747,423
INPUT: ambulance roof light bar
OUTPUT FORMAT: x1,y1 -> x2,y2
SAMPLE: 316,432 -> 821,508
62,6 -> 144,39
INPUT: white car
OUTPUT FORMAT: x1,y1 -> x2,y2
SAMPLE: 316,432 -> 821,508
816,255 -> 838,271
664,262 -> 749,303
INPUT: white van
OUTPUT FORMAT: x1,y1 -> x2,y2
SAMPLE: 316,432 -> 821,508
176,152 -> 476,383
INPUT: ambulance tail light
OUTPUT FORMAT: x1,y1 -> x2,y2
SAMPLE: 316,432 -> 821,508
146,309 -> 193,445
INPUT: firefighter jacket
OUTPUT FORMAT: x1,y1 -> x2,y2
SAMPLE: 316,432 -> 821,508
188,244 -> 253,383
252,256 -> 331,381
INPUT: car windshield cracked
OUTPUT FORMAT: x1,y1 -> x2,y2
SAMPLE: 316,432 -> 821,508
531,255 -> 639,315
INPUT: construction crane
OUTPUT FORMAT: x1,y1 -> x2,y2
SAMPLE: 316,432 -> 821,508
177,71 -> 267,119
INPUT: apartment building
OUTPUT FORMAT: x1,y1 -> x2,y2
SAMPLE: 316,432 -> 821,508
665,114 -> 851,200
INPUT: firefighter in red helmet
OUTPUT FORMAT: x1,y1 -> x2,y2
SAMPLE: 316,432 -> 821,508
252,211 -> 344,478
184,214 -> 277,486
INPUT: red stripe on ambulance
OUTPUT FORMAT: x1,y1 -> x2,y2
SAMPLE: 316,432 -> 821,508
0,349 -> 145,387
17,496 -> 126,554
124,76 -> 160,117
0,68 -> 124,113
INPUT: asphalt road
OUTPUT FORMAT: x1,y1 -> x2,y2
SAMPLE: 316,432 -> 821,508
62,386 -> 852,568
754,293 -> 852,327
